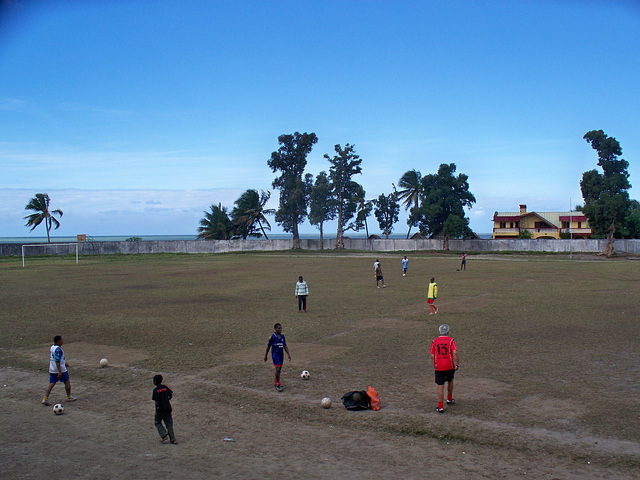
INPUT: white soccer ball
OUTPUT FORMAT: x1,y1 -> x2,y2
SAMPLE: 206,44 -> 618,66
53,403 -> 65,415
100,358 -> 108,367
321,397 -> 332,409
301,370 -> 310,380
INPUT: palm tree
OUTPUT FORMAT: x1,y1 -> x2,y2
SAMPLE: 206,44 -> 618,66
351,190 -> 373,238
24,193 -> 63,243
396,170 -> 422,238
197,203 -> 233,239
231,189 -> 274,239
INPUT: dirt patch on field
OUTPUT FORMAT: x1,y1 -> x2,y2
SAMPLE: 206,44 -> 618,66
221,343 -> 351,365
457,377 -> 512,399
512,394 -> 589,423
19,342 -> 149,367
1,365 -> 638,480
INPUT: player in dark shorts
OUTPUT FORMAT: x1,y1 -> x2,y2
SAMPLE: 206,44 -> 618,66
264,323 -> 291,391
430,324 -> 460,412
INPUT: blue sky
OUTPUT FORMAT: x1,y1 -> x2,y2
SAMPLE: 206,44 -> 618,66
1,0 -> 638,238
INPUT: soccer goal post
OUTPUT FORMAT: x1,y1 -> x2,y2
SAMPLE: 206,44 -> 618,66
22,243 -> 79,267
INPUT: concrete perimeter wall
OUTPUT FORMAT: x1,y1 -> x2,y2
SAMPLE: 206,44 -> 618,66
1,238 -> 639,257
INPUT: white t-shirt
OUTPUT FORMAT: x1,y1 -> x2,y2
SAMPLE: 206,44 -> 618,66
49,344 -> 67,374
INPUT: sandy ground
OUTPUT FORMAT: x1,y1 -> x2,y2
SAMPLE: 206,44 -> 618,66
1,342 -> 639,480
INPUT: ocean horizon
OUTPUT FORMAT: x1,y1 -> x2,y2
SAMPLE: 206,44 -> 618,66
0,233 -> 494,244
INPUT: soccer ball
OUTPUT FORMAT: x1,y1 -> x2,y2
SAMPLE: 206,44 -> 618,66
321,397 -> 332,409
100,358 -> 109,367
301,370 -> 310,380
53,403 -> 65,415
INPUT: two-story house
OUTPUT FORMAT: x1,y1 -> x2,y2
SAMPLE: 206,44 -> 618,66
492,204 -> 592,239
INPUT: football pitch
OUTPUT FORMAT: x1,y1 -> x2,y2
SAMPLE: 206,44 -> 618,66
1,251 -> 639,479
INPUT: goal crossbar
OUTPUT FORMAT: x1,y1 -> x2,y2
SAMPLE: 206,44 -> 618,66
22,243 -> 79,267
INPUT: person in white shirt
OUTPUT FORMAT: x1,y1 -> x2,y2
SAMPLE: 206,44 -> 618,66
295,276 -> 309,312
42,335 -> 77,405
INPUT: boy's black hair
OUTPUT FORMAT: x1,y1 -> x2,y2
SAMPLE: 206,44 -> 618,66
298,276 -> 303,281
53,335 -> 62,344
153,374 -> 163,385
273,323 -> 281,330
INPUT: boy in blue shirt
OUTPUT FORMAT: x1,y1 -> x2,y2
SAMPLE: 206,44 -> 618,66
264,323 -> 291,392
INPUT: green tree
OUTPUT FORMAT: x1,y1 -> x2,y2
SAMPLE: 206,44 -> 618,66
268,132 -> 318,249
396,169 -> 422,238
24,193 -> 63,243
231,189 -> 274,239
411,163 -> 475,246
347,188 -> 372,238
581,130 -> 633,255
625,200 -> 640,239
325,143 -> 363,249
373,193 -> 399,239
197,203 -> 233,240
309,171 -> 335,247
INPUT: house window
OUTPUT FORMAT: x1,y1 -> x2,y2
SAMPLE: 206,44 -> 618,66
578,221 -> 582,228
500,222 -> 506,228
516,222 -> 519,228
510,222 -> 514,228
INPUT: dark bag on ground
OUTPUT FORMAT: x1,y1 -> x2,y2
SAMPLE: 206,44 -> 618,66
341,390 -> 371,410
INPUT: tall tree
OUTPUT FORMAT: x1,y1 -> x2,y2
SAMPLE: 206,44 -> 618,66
231,189 -> 274,239
625,200 -> 640,239
24,193 -> 63,243
581,129 -> 632,255
325,143 -> 364,249
411,163 -> 475,247
309,171 -> 335,247
396,169 -> 422,238
268,132 -> 318,249
346,185 -> 372,237
197,203 -> 233,240
373,193 -> 399,239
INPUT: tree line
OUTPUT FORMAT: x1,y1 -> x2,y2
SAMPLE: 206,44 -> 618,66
23,129 -> 639,252
197,132 -> 477,249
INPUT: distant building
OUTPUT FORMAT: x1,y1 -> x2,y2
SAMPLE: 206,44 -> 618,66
492,204 -> 592,239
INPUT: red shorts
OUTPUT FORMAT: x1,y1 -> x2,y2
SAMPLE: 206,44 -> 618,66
427,299 -> 435,304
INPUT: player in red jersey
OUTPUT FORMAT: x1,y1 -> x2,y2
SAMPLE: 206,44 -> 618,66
430,324 -> 460,412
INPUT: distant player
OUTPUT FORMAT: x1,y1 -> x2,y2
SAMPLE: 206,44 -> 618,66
264,323 -> 291,391
430,324 -> 459,413
427,277 -> 438,314
373,259 -> 380,281
375,261 -> 386,288
401,256 -> 409,276
460,252 -> 467,271
42,335 -> 77,406
152,374 -> 177,444
295,276 -> 309,313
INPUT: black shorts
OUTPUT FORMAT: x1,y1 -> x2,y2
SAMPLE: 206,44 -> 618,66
434,369 -> 455,385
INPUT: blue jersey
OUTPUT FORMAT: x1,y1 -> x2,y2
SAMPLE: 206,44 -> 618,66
402,258 -> 409,270
267,333 -> 287,365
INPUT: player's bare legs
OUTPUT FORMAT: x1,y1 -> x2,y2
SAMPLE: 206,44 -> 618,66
447,379 -> 454,403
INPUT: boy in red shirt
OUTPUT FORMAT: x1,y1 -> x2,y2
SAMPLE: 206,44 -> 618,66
430,324 -> 460,413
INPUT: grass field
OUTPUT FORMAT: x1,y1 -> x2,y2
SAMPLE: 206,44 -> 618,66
1,251 -> 639,478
